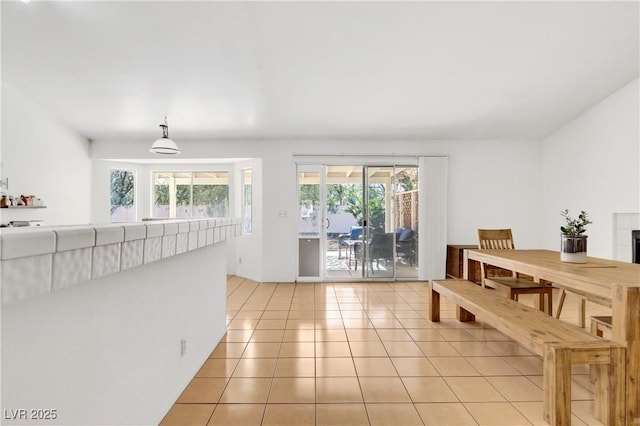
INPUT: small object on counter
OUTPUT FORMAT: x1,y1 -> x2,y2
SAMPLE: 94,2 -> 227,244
20,195 -> 28,206
8,195 -> 14,206
0,195 -> 7,208
8,221 -> 30,227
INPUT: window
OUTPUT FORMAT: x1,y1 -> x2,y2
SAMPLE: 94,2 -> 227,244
110,169 -> 135,222
242,169 -> 252,233
153,171 -> 229,218
298,170 -> 321,237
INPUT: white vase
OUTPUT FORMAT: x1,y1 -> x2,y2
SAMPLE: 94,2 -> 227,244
560,234 -> 587,263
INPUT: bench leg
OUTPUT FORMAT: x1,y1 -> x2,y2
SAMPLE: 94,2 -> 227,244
545,343 -> 626,426
429,282 -> 475,322
543,344 -> 572,426
429,282 -> 440,322
593,347 -> 626,426
457,306 -> 475,322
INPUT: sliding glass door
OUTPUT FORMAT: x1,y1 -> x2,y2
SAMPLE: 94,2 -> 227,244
321,165 -> 419,281
297,163 -> 419,282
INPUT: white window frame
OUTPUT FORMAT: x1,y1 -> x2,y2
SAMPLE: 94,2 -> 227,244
151,170 -> 230,219
241,169 -> 252,234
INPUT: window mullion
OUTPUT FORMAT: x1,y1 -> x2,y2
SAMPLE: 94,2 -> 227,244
190,172 -> 194,218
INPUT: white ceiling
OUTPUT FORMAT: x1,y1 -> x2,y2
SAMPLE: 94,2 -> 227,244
2,1 -> 638,142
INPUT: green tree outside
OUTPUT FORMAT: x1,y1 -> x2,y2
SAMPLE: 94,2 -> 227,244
110,170 -> 134,214
154,181 -> 229,217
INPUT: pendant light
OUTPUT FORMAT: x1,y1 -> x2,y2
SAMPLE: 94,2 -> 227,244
149,117 -> 180,155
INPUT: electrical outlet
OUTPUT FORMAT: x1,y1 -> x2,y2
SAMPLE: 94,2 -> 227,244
180,339 -> 187,357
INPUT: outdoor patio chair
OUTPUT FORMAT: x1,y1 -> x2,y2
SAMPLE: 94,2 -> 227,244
395,228 -> 416,265
338,226 -> 363,259
354,232 -> 395,272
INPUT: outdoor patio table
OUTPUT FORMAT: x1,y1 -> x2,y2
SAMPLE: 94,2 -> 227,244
343,240 -> 361,269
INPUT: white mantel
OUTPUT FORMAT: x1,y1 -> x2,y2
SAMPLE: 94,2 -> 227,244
612,213 -> 640,262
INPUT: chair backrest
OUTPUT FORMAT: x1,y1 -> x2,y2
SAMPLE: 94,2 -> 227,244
349,226 -> 363,240
370,232 -> 394,258
477,229 -> 516,280
356,232 -> 398,260
477,229 -> 515,250
371,232 -> 393,244
396,228 -> 415,243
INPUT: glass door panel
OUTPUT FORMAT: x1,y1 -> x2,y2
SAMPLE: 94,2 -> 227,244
393,167 -> 419,279
297,167 -> 322,280
325,166 -> 364,279
363,166 -> 395,279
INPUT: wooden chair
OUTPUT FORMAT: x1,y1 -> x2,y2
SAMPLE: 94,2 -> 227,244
477,229 -> 553,315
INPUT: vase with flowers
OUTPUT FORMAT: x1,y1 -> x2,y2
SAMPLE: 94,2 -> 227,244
560,209 -> 592,263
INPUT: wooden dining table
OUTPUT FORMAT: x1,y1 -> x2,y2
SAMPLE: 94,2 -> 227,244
463,249 -> 640,426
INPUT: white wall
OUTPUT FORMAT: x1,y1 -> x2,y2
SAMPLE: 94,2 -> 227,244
92,138 -> 543,282
1,83 -> 91,226
541,78 -> 640,259
442,140 -> 543,247
2,243 -> 227,426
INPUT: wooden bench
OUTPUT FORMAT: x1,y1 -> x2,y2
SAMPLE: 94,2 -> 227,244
429,279 -> 626,426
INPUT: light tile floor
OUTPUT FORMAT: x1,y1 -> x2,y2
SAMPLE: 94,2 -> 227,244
160,276 -> 611,426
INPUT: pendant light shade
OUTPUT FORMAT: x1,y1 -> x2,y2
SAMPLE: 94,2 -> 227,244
150,117 -> 180,155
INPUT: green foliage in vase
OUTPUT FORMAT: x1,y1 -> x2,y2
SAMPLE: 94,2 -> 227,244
560,209 -> 592,236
